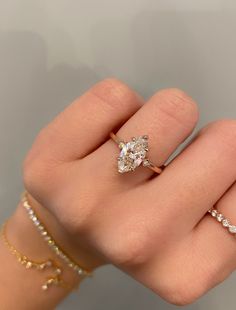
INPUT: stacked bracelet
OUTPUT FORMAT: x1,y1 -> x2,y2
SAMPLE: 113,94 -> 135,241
0,191 -> 93,292
21,192 -> 92,278
1,221 -> 69,291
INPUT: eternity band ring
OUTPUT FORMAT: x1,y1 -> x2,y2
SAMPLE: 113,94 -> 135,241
208,208 -> 236,235
110,132 -> 163,174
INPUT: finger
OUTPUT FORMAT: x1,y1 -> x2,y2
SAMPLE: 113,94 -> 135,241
188,183 -> 236,299
26,78 -> 143,163
86,88 -> 199,187
145,119 -> 236,231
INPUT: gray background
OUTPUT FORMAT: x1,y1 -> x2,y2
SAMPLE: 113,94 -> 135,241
0,0 -> 236,309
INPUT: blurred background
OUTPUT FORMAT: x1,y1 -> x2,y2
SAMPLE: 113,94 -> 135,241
1,1 -> 236,309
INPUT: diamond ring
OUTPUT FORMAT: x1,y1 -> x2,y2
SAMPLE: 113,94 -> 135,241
110,132 -> 163,174
208,208 -> 236,234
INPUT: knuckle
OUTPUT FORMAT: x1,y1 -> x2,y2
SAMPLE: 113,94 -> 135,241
204,118 -> 236,135
155,88 -> 199,127
98,227 -> 149,266
157,276 -> 207,306
90,77 -> 142,110
106,239 -> 146,267
200,119 -> 236,152
23,136 -> 57,197
23,155 -> 53,197
59,192 -> 98,235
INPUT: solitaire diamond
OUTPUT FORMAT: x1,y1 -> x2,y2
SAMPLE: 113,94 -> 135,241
118,136 -> 149,173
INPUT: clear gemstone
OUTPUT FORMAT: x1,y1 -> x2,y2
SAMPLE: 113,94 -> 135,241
211,210 -> 217,217
34,220 -> 40,226
222,219 -> 230,227
53,246 -> 59,253
32,216 -> 38,222
143,159 -> 150,167
229,225 -> 236,233
217,213 -> 224,222
118,136 -> 148,173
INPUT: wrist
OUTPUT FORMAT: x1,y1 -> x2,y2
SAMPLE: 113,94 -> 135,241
0,192 -> 106,309
7,201 -> 80,291
14,193 -> 106,271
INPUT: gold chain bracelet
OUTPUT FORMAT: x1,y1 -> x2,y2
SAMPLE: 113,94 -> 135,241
0,191 -> 93,292
0,221 -> 69,291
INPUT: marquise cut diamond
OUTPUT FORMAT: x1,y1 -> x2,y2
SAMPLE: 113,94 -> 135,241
118,136 -> 149,173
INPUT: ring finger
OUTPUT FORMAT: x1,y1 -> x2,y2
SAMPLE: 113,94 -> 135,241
85,88 -> 199,189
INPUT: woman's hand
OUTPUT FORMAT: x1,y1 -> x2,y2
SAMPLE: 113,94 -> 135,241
23,78 -> 236,305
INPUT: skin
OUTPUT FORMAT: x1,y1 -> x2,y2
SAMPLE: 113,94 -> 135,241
1,78 -> 236,308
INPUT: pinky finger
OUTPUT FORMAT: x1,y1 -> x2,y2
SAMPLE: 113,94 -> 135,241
193,182 -> 236,291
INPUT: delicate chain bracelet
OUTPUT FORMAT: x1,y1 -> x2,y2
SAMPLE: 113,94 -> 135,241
0,192 -> 93,292
0,220 -> 69,291
21,192 -> 92,278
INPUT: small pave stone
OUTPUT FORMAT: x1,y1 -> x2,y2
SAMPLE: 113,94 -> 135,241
229,225 -> 236,234
222,219 -> 230,227
217,213 -> 224,222
143,159 -> 150,167
211,210 -> 217,217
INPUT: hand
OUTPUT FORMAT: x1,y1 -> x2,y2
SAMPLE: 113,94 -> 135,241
23,78 -> 236,305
